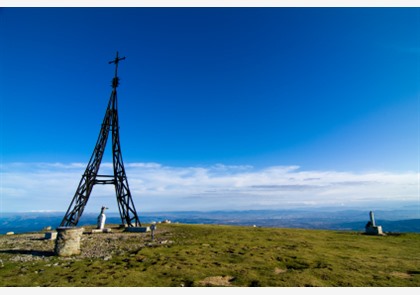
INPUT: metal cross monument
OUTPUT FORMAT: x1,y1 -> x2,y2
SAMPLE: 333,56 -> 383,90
60,52 -> 142,228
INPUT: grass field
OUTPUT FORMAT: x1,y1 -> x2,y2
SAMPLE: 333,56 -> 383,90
0,223 -> 419,287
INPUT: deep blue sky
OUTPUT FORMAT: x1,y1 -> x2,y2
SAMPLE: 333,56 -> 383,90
1,8 -> 419,171
1,7 -> 419,212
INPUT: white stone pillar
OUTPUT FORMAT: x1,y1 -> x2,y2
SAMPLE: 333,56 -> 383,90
369,211 -> 376,227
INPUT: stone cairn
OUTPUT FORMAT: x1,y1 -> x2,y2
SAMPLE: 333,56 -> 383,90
54,227 -> 84,257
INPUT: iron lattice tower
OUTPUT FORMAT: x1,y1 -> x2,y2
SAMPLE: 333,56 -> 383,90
60,52 -> 141,228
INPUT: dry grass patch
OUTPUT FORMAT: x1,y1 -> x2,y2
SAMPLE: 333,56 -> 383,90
197,275 -> 235,286
274,267 -> 287,274
390,272 -> 412,279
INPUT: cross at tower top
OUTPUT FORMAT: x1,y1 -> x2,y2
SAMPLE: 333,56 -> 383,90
109,51 -> 126,88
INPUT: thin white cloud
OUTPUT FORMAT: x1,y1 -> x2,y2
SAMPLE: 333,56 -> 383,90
0,162 -> 418,212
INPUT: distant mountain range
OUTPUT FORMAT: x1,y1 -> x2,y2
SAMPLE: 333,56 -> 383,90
1,209 -> 419,234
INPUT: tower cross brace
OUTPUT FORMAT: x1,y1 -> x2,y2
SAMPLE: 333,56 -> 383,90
60,52 -> 141,228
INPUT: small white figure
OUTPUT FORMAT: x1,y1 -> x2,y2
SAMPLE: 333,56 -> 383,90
97,206 -> 108,230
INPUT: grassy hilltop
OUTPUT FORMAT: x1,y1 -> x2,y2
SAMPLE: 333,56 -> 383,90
0,223 -> 419,287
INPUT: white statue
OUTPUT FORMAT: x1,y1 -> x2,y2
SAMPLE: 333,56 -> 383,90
97,206 -> 108,229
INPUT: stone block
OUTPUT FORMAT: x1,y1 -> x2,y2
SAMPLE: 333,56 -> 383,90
365,225 -> 383,235
125,226 -> 150,233
45,232 -> 57,240
91,229 -> 103,234
54,227 -> 84,257
91,228 -> 112,234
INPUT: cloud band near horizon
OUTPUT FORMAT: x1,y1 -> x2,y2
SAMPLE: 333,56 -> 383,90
0,162 -> 418,212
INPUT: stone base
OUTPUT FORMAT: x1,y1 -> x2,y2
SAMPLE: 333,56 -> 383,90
125,226 -> 150,233
44,232 -> 57,240
91,228 -> 112,234
365,225 -> 384,235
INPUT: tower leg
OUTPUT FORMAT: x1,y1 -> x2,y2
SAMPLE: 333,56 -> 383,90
111,94 -> 141,227
60,108 -> 112,227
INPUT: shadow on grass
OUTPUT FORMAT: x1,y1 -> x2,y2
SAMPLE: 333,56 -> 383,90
0,249 -> 55,257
